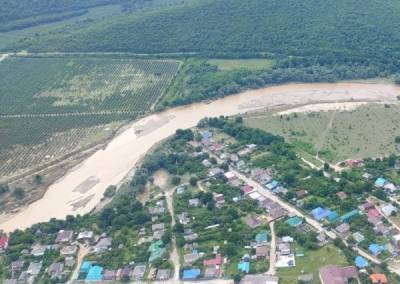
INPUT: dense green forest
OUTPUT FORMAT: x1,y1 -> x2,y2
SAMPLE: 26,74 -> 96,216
8,0 -> 400,69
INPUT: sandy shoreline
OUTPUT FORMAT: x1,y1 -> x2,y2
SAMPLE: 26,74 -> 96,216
1,82 -> 399,232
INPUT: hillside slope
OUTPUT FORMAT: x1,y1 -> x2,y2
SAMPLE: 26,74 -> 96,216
8,0 -> 400,69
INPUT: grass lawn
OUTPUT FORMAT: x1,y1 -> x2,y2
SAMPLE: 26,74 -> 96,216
244,104 -> 400,163
277,245 -> 348,284
208,59 -> 274,71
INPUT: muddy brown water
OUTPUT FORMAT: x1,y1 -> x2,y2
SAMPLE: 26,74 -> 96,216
0,82 -> 399,232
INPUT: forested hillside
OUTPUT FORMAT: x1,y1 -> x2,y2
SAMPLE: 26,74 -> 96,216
0,0 -> 112,24
8,0 -> 400,70
0,0 -> 152,32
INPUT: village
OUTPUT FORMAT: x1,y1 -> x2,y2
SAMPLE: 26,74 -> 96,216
1,116 -> 400,283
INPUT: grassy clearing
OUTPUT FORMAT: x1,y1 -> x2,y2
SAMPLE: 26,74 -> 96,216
245,104 -> 400,162
208,59 -> 274,71
277,245 -> 348,284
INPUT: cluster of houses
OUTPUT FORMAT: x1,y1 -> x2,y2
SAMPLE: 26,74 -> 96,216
197,129 -> 400,282
4,229 -> 112,283
77,199 -> 172,282
78,260 -> 172,282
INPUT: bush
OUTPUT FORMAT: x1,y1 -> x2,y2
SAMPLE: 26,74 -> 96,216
171,176 -> 181,186
104,186 -> 117,198
13,187 -> 25,200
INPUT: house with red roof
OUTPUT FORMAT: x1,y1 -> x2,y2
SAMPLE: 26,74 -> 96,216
241,185 -> 254,195
370,273 -> 388,284
368,208 -> 381,219
203,253 -> 223,267
0,235 -> 8,251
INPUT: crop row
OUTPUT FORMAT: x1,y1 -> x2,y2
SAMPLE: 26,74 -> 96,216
0,113 -> 134,178
0,57 -> 181,115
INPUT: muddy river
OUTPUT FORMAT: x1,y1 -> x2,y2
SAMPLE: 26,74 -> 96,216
1,82 -> 399,232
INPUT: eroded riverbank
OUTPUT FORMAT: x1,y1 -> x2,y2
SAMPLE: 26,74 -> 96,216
1,82 -> 399,232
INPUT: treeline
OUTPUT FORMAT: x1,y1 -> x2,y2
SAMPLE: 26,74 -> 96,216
13,0 -> 400,70
198,116 -> 284,146
162,59 -> 386,107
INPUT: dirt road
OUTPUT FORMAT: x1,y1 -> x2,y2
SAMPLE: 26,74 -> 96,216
165,188 -> 181,282
267,221 -> 276,275
69,244 -> 89,283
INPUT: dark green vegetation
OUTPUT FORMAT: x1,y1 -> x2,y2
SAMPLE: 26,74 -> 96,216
7,0 -> 400,69
0,0 -> 152,32
0,56 -> 180,178
161,58 -> 383,108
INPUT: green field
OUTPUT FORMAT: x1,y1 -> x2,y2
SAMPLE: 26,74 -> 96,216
208,59 -> 274,71
0,56 -> 181,179
277,245 -> 348,284
245,104 -> 400,163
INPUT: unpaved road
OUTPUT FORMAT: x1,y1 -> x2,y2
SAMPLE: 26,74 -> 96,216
267,221 -> 276,275
1,82 -> 399,232
165,188 -> 181,282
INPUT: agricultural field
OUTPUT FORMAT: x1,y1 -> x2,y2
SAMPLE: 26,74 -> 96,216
208,59 -> 275,71
0,56 -> 181,179
244,104 -> 400,163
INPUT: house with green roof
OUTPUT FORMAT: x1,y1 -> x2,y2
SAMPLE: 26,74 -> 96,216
255,231 -> 268,244
285,216 -> 303,227
340,210 -> 359,223
149,247 -> 166,262
148,240 -> 163,253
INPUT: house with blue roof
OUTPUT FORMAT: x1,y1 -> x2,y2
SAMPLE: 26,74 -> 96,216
340,210 -> 359,223
285,216 -> 303,227
238,261 -> 250,273
80,261 -> 92,274
375,178 -> 387,188
369,244 -> 384,256
327,211 -> 339,223
255,231 -> 268,243
202,131 -> 212,140
312,207 -> 331,221
266,180 -> 279,190
355,256 -> 368,268
86,265 -> 103,281
182,268 -> 200,280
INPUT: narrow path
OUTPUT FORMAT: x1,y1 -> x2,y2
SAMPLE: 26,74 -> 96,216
316,102 -> 338,157
69,244 -> 89,283
165,189 -> 181,282
266,221 -> 276,275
